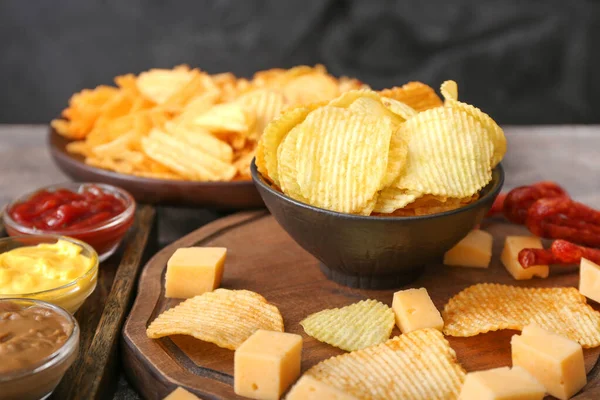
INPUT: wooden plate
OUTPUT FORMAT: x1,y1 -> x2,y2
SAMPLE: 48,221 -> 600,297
123,211 -> 600,400
48,128 -> 264,208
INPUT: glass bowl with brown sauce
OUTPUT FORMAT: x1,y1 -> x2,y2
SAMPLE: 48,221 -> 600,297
0,298 -> 79,400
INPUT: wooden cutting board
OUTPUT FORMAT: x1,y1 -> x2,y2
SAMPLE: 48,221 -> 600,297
122,210 -> 600,400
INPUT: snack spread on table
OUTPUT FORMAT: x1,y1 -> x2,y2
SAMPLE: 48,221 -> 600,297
51,65 -> 365,181
14,64 -> 600,399
255,80 -> 506,216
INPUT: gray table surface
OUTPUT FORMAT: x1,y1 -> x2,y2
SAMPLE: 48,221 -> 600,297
1,124 -> 600,399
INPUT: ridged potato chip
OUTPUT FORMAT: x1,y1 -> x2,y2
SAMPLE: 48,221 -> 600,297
147,289 -> 284,350
393,107 -> 494,197
381,97 -> 418,121
136,66 -> 196,104
277,125 -> 308,202
193,103 -> 253,134
300,299 -> 395,351
283,72 -> 341,105
142,129 -> 236,181
256,106 -> 313,185
443,283 -> 600,348
373,188 -> 421,214
295,107 -> 393,213
305,329 -> 466,400
165,121 -> 233,163
378,82 -> 443,112
441,80 -> 506,167
235,88 -> 286,140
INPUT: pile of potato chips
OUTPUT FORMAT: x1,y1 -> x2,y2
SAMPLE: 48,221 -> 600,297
255,81 -> 506,216
52,65 -> 365,181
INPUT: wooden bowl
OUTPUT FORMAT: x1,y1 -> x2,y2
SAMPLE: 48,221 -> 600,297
252,161 -> 504,289
48,128 -> 264,209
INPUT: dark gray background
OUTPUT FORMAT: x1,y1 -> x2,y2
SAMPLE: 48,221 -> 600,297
2,0 -> 599,124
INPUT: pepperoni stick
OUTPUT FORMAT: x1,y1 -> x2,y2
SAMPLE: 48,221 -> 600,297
503,181 -> 568,224
486,192 -> 506,216
519,240 -> 600,268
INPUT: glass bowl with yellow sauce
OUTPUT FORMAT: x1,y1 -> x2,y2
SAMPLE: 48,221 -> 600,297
0,235 -> 98,313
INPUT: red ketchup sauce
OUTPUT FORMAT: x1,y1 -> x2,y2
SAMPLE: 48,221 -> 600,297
6,186 -> 134,257
9,187 -> 126,230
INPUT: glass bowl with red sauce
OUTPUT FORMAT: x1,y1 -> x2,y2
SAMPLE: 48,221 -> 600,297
3,183 -> 135,261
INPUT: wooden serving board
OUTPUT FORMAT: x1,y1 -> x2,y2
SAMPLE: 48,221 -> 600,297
123,210 -> 600,400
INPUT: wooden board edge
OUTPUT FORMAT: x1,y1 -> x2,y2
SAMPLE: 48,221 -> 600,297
61,205 -> 157,400
122,210 -> 269,399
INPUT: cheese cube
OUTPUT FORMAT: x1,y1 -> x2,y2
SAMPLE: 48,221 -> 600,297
579,257 -> 600,303
163,387 -> 200,400
458,366 -> 545,400
511,324 -> 586,400
234,330 -> 302,400
501,236 -> 549,280
444,230 -> 493,268
287,375 -> 358,400
392,288 -> 444,333
165,247 -> 226,299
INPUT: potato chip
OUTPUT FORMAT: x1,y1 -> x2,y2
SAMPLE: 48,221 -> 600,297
295,107 -> 393,213
305,329 -> 466,400
283,73 -> 341,105
301,299 -> 394,351
137,66 -> 196,104
326,89 -> 379,109
257,106 -> 313,186
442,283 -> 600,348
165,121 -> 233,163
381,97 -> 418,121
254,142 -> 268,180
235,88 -> 286,140
393,107 -> 494,197
146,289 -> 284,350
373,188 -> 421,214
276,125 -> 308,202
440,80 -> 506,167
193,103 -> 253,134
142,129 -> 236,181
233,150 -> 256,179
378,82 -> 443,111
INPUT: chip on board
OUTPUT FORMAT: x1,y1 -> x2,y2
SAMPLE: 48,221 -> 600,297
300,299 -> 395,351
146,289 -> 284,350
305,328 -> 466,400
442,283 -> 600,348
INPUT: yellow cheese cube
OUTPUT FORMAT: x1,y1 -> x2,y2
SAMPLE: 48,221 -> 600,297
579,257 -> 600,303
165,247 -> 226,299
444,230 -> 493,268
501,236 -> 549,280
511,324 -> 586,400
458,366 -> 545,400
163,387 -> 200,400
392,288 -> 444,333
235,330 -> 303,400
286,375 -> 358,400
